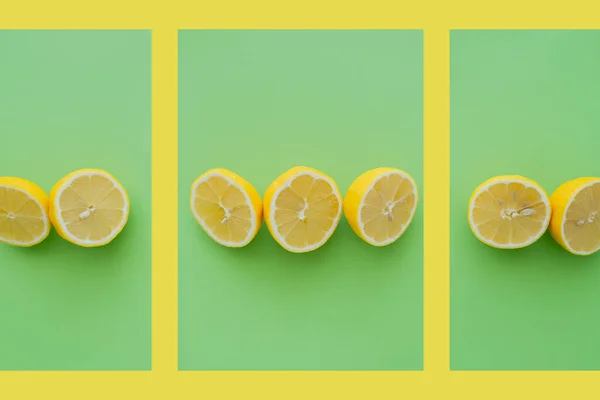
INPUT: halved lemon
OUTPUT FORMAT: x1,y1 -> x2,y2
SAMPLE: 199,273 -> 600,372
0,177 -> 51,247
49,169 -> 129,247
343,168 -> 418,246
264,166 -> 342,253
468,175 -> 551,249
549,177 -> 600,256
191,168 -> 262,247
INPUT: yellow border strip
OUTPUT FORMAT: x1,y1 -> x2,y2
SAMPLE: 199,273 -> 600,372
152,28 -> 179,373
424,28 -> 450,372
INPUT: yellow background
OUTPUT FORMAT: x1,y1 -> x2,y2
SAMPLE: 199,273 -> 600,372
1,0 -> 599,398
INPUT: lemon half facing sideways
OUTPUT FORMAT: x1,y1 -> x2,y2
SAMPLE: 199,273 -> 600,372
0,177 -> 51,247
549,177 -> 600,256
468,175 -> 551,249
264,166 -> 342,253
191,168 -> 262,247
49,169 -> 130,247
344,168 -> 418,246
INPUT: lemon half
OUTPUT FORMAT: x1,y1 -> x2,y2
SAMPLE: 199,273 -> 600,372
343,168 -> 418,246
468,175 -> 551,249
549,177 -> 600,256
49,169 -> 129,247
0,177 -> 51,247
191,168 -> 262,247
264,166 -> 342,253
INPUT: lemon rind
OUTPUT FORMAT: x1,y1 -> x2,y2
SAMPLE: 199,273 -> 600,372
0,184 -> 50,247
560,179 -> 600,256
269,170 -> 342,253
358,170 -> 418,247
469,178 -> 551,249
191,171 -> 258,248
53,171 -> 129,247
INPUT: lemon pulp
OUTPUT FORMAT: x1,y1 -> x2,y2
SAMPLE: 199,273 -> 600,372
0,177 -> 50,246
265,167 -> 342,253
191,169 -> 262,247
469,176 -> 550,248
344,168 -> 418,246
550,178 -> 600,255
50,169 -> 129,247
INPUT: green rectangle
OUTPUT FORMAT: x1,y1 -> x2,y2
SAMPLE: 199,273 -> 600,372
450,30 -> 600,370
0,30 -> 152,370
178,30 -> 423,370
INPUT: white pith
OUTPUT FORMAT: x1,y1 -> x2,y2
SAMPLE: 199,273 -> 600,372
358,171 -> 418,246
269,170 -> 342,253
191,172 -> 257,247
0,185 -> 50,246
469,178 -> 551,249
54,171 -> 129,246
561,179 -> 600,256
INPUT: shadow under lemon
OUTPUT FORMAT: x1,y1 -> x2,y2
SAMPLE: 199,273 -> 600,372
189,208 -> 421,296
6,213 -> 135,276
459,216 -> 598,289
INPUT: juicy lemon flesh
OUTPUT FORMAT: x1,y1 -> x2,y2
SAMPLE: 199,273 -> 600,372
471,182 -> 548,246
273,174 -> 339,249
59,174 -> 126,242
0,187 -> 46,243
193,176 -> 252,243
360,174 -> 416,243
563,182 -> 600,253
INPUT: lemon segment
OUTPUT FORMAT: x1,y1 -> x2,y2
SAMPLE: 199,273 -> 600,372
549,177 -> 600,256
468,175 -> 551,249
49,169 -> 129,247
264,166 -> 342,253
191,169 -> 262,247
0,177 -> 51,247
343,168 -> 418,246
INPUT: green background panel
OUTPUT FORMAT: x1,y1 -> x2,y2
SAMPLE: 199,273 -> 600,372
450,30 -> 600,370
178,30 -> 423,370
0,31 -> 151,370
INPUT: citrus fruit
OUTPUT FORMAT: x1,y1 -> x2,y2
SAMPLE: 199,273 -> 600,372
191,168 -> 262,247
49,169 -> 129,247
0,177 -> 51,247
549,177 -> 600,256
263,166 -> 342,253
343,167 -> 418,246
468,175 -> 551,249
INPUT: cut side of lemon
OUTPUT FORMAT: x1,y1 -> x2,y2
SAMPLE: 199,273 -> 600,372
0,177 -> 51,247
264,166 -> 342,253
343,168 -> 418,246
549,177 -> 600,256
468,175 -> 551,249
49,169 -> 129,247
191,168 -> 262,247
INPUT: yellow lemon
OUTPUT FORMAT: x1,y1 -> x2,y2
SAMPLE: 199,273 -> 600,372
343,168 -> 418,246
191,168 -> 262,247
0,177 -> 51,247
468,175 -> 551,249
263,166 -> 342,253
49,169 -> 129,247
549,177 -> 600,256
